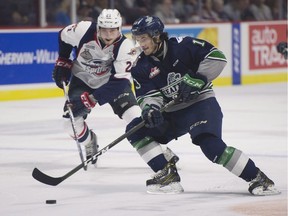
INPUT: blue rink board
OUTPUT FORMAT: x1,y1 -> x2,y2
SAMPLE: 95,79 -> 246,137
0,27 -> 210,85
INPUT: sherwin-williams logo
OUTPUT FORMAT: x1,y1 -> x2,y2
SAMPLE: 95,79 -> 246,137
0,49 -> 57,65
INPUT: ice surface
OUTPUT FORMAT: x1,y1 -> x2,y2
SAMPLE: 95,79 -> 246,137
0,83 -> 287,216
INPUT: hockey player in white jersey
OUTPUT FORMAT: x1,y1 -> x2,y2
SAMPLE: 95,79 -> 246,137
52,9 -> 142,164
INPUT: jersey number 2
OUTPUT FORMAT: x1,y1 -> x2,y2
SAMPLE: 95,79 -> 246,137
126,61 -> 132,72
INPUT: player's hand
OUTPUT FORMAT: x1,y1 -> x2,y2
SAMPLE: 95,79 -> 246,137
52,57 -> 73,89
80,92 -> 97,109
142,104 -> 164,128
177,73 -> 207,102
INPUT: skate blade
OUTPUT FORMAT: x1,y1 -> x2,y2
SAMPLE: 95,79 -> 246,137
251,186 -> 281,196
147,182 -> 184,194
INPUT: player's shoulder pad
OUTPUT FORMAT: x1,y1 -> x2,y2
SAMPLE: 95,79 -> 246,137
131,53 -> 150,77
117,37 -> 139,59
73,20 -> 93,31
169,36 -> 192,43
61,21 -> 93,36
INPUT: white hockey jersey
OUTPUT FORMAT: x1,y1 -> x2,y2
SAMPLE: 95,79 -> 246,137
59,21 -> 137,89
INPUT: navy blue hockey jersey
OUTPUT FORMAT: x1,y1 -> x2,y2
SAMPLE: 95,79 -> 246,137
131,36 -> 227,110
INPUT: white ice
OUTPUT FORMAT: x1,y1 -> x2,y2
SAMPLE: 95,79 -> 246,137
0,83 -> 287,216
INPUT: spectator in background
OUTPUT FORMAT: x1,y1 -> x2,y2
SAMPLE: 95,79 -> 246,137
180,0 -> 201,23
153,0 -> 180,24
266,0 -> 280,20
249,0 -> 273,20
10,4 -> 29,26
84,0 -> 109,21
267,0 -> 288,20
54,0 -> 71,26
199,0 -> 221,22
223,0 -> 255,21
212,0 -> 230,21
77,1 -> 94,21
116,0 -> 152,24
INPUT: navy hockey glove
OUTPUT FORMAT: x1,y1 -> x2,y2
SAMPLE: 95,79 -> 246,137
177,73 -> 207,102
277,42 -> 288,59
142,104 -> 164,128
52,57 -> 73,89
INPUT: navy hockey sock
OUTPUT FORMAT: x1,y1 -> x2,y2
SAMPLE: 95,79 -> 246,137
148,154 -> 168,172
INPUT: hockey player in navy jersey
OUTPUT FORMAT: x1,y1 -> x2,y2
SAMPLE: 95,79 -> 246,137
52,9 -> 142,164
126,15 -> 280,195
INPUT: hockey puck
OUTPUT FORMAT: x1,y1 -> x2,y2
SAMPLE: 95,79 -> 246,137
46,200 -> 56,204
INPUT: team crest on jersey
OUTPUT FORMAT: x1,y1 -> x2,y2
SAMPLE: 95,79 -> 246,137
149,67 -> 160,78
84,44 -> 96,50
161,72 -> 182,98
80,49 -> 93,60
81,59 -> 112,76
167,72 -> 181,84
128,49 -> 136,55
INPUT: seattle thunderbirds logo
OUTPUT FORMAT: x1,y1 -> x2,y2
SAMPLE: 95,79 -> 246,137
161,72 -> 182,98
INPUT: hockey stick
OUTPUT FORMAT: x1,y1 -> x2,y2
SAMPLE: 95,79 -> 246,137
63,82 -> 87,171
32,100 -> 176,186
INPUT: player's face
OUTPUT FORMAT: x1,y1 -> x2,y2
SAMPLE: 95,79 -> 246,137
134,34 -> 158,55
98,28 -> 120,46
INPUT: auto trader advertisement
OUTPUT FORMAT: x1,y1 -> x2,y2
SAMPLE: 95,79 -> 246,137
249,23 -> 287,70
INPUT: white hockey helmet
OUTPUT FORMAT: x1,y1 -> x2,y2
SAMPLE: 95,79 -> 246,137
97,9 -> 122,30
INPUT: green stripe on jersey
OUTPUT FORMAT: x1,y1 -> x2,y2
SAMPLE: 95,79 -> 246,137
207,49 -> 227,62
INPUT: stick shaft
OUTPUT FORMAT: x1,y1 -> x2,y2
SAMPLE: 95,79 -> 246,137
32,100 -> 175,186
63,83 -> 87,170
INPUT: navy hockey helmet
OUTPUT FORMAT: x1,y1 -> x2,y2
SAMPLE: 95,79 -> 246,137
131,16 -> 164,38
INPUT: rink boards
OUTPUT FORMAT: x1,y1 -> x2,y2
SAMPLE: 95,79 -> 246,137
0,21 -> 286,101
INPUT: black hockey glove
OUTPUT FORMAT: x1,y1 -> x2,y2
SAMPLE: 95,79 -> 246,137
52,57 -> 73,89
276,42 -> 288,59
142,104 -> 164,128
177,73 -> 207,102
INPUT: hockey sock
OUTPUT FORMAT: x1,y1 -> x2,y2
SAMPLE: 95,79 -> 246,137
132,137 -> 167,172
63,116 -> 91,146
196,134 -> 258,181
217,146 -> 258,181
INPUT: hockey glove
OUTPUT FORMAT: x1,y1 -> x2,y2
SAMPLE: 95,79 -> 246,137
276,42 -> 288,59
177,73 -> 207,102
66,95 -> 96,117
52,57 -> 73,89
142,104 -> 164,128
80,92 -> 97,109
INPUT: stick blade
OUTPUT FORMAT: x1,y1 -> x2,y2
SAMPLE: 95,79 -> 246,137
32,168 -> 63,186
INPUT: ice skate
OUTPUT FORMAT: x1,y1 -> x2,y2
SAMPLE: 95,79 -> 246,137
248,170 -> 281,196
146,156 -> 184,194
85,130 -> 99,165
163,147 -> 179,163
